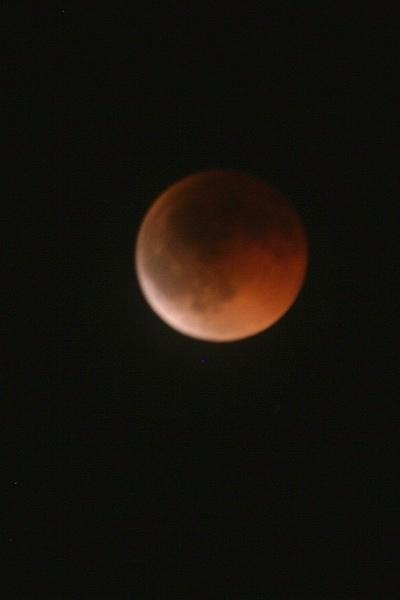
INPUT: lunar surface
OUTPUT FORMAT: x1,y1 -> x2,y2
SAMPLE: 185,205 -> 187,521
134,170 -> 308,342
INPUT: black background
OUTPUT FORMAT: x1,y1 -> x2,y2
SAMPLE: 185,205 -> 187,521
5,3 -> 398,598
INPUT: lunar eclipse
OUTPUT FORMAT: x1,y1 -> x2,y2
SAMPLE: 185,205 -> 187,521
135,170 -> 308,342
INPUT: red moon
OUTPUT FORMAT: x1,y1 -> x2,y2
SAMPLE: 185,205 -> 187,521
135,170 -> 308,342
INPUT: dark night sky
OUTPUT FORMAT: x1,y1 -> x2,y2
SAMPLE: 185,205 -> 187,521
5,3 -> 398,598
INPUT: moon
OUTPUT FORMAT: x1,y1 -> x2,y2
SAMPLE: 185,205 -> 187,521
134,170 -> 308,342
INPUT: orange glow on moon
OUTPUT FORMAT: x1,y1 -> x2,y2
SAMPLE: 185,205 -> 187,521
134,170 -> 308,342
